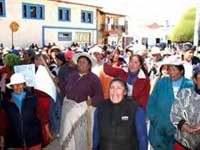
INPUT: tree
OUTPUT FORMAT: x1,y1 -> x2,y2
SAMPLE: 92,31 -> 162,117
170,7 -> 196,43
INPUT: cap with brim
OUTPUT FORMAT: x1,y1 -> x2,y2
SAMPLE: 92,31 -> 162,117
7,73 -> 26,89
182,43 -> 195,52
72,52 -> 96,67
55,52 -> 66,63
151,47 -> 161,55
3,47 -> 11,55
88,46 -> 102,54
50,46 -> 61,52
162,48 -> 172,56
127,46 -> 134,51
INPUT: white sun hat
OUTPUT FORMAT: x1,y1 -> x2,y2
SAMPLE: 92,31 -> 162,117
164,55 -> 183,66
72,52 -> 96,67
88,45 -> 102,54
7,73 -> 26,89
151,46 -> 161,55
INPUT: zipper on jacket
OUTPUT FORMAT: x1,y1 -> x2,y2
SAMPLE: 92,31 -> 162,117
19,106 -> 26,149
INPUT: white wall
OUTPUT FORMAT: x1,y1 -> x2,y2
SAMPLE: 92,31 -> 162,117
0,0 -> 98,48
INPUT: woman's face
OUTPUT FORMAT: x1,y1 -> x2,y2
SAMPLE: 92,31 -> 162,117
161,65 -> 168,77
168,66 -> 183,81
12,83 -> 25,94
194,74 -> 200,89
183,50 -> 194,62
55,58 -> 63,66
77,57 -> 91,74
113,52 -> 120,62
109,81 -> 127,104
128,56 -> 141,73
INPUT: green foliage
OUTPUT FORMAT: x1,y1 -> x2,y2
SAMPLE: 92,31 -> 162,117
3,54 -> 21,71
170,7 -> 196,43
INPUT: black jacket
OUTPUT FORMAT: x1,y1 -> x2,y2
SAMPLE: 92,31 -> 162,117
1,91 -> 42,148
97,98 -> 139,150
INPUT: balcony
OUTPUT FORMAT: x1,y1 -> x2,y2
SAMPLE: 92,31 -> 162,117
100,24 -> 127,33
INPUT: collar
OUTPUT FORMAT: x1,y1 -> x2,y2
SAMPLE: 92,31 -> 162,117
195,85 -> 200,95
137,69 -> 146,79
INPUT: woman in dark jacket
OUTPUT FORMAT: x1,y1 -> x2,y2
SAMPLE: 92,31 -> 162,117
93,78 -> 147,150
0,73 -> 43,150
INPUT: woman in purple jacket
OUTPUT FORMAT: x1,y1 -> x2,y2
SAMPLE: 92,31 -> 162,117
63,52 -> 104,106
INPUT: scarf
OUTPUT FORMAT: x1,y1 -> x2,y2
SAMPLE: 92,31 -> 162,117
127,71 -> 138,85
12,91 -> 26,110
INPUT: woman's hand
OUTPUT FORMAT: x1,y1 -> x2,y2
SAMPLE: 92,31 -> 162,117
191,124 -> 200,134
45,123 -> 55,142
87,96 -> 92,106
0,136 -> 4,150
181,123 -> 200,134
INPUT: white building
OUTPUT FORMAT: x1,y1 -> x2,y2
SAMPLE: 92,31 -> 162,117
0,0 -> 102,48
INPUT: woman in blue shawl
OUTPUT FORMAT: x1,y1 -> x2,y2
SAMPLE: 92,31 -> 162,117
146,56 -> 193,150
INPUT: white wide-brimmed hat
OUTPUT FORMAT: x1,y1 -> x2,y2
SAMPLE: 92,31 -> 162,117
88,46 -> 102,54
163,55 -> 183,66
50,46 -> 61,52
162,47 -> 172,56
151,46 -> 161,55
7,73 -> 26,89
72,52 -> 96,67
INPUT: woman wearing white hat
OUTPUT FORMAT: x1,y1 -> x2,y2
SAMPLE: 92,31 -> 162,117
63,52 -> 104,106
146,57 -> 193,150
0,73 -> 43,149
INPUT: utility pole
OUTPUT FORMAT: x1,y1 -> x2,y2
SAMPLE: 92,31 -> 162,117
194,1 -> 200,46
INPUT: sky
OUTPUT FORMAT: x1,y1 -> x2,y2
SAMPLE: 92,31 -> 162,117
70,0 -> 196,34
71,0 -> 196,23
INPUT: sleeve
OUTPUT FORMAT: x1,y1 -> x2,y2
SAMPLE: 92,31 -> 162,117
170,89 -> 190,129
91,76 -> 104,106
92,108 -> 100,150
103,63 -> 123,78
137,78 -> 150,111
0,108 -> 9,136
35,92 -> 50,124
146,79 -> 160,120
135,106 -> 148,150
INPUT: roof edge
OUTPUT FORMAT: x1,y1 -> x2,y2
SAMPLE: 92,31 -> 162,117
98,9 -> 126,17
49,0 -> 103,9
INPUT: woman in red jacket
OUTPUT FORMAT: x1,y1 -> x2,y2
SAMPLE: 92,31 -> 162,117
104,54 -> 150,110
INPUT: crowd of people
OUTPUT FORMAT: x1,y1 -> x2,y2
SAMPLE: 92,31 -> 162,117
0,41 -> 200,150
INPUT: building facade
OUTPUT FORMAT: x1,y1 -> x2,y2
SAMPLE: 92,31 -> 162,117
0,0 -> 102,48
97,9 -> 128,47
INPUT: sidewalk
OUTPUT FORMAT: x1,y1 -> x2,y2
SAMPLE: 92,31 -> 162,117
43,138 -> 61,150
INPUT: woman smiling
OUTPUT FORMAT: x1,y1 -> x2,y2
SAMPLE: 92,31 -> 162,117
93,78 -> 147,150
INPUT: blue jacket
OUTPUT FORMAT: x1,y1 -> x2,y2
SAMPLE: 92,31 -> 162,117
146,76 -> 193,149
1,91 -> 42,148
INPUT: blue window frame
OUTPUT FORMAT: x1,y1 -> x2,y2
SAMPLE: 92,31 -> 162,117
22,3 -> 45,20
81,10 -> 93,23
0,0 -> 6,17
58,32 -> 72,41
58,7 -> 71,22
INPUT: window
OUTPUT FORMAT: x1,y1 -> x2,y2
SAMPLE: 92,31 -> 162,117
0,0 -> 5,17
81,10 -> 93,23
22,3 -> 45,20
58,32 -> 72,41
58,7 -> 71,21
